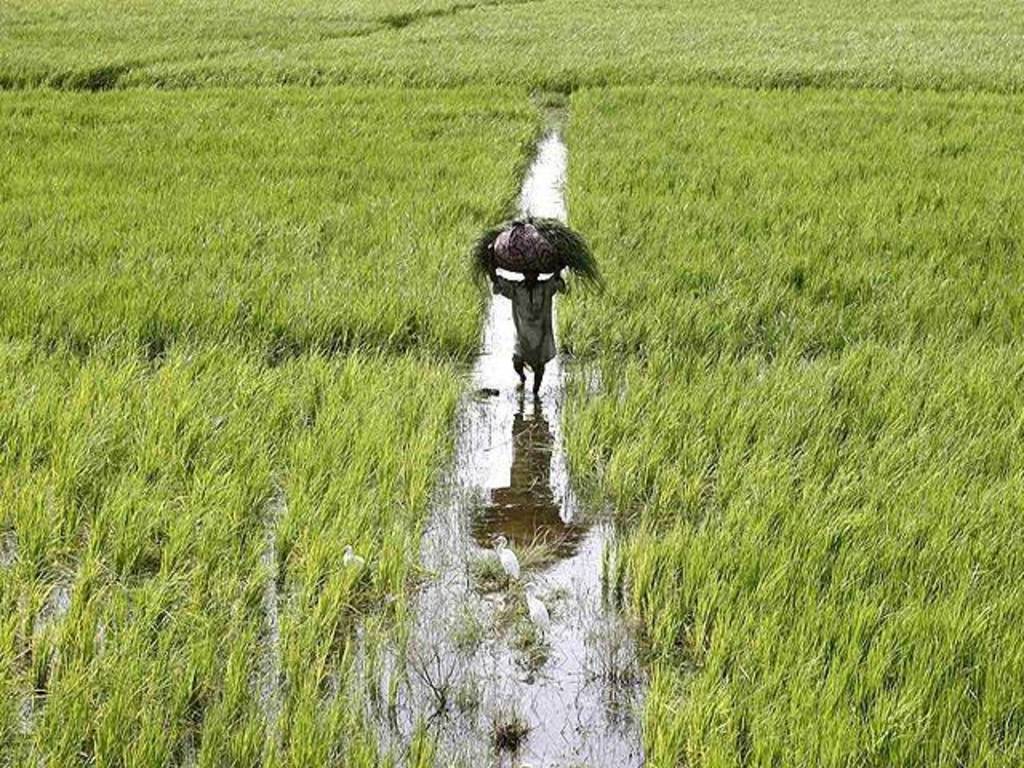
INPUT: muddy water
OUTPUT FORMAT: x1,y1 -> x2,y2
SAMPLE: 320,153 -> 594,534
361,130 -> 644,767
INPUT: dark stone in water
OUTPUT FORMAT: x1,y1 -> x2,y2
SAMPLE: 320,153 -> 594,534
475,387 -> 500,398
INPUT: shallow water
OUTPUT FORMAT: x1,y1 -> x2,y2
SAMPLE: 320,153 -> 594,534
519,131 -> 568,221
360,129 -> 644,767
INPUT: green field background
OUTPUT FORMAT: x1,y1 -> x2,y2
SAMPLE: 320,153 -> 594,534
562,86 -> 1024,766
2,0 -> 1024,91
2,0 -> 1024,766
0,88 -> 535,359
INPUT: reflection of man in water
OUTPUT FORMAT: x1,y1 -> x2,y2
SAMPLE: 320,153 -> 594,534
501,395 -> 556,508
474,394 -> 584,557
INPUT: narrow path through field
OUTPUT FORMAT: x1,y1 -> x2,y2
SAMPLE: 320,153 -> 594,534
360,124 -> 645,767
378,0 -> 544,32
258,486 -> 286,752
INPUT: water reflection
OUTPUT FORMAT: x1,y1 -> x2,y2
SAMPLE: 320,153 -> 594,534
472,392 -> 588,560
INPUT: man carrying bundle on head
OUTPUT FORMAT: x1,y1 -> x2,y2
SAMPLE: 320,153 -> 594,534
473,217 -> 602,396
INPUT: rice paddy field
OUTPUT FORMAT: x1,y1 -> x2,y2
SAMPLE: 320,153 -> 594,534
2,0 -> 1024,92
562,87 -> 1024,766
1,0 -> 1023,766
0,88 -> 534,764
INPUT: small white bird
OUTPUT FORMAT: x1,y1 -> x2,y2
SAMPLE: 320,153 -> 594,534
342,545 -> 365,569
525,590 -> 550,633
494,535 -> 520,583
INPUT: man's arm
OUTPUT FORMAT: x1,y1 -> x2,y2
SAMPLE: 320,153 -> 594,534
551,270 -> 567,294
491,268 -> 516,299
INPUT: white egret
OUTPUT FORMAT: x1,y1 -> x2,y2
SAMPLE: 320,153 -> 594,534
525,590 -> 550,633
494,535 -> 520,584
342,545 -> 365,569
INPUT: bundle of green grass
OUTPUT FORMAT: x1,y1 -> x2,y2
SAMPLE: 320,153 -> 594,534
472,218 -> 603,288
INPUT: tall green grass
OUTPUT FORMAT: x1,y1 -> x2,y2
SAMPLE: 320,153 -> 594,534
2,0 -> 1023,92
0,0 -> 484,89
0,342 -> 463,765
0,87 -> 536,359
0,88 -> 538,764
563,86 -> 1024,766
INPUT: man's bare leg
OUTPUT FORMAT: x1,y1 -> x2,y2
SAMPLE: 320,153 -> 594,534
533,362 -> 545,395
513,354 -> 526,385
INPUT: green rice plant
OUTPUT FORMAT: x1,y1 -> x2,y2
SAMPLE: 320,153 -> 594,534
0,342 -> 465,765
562,86 -> 1024,766
0,87 -> 536,360
409,721 -> 438,768
0,84 -> 538,766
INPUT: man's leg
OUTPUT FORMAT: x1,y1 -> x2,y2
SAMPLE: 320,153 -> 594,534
533,362 -> 545,395
513,354 -> 526,385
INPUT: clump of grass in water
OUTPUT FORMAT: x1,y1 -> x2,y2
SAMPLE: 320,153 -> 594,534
491,705 -> 531,753
511,619 -> 551,673
469,534 -> 565,594
469,551 -> 508,593
451,606 -> 485,654
454,678 -> 482,715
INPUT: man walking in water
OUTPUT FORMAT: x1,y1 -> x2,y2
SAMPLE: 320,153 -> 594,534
488,264 -> 566,395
